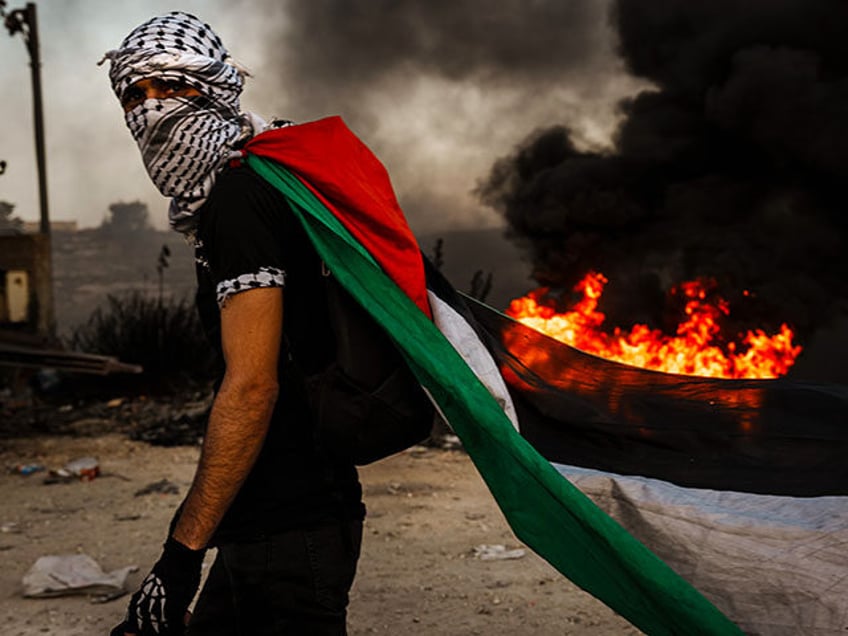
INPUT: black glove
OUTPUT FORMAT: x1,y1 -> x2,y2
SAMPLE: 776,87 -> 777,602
111,536 -> 205,636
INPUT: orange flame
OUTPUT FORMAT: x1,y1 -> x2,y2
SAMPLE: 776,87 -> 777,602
505,272 -> 802,379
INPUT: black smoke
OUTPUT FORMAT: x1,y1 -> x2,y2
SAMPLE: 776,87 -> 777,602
244,0 -> 628,256
478,0 -> 848,341
278,1 -> 608,90
256,0 -> 617,134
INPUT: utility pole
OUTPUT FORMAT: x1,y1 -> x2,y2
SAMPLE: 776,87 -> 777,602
2,1 -> 49,235
2,1 -> 54,339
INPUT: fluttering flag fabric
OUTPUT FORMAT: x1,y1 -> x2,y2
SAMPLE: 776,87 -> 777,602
240,116 -> 848,635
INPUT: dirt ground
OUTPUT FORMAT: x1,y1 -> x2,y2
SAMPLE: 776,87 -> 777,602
0,433 -> 640,635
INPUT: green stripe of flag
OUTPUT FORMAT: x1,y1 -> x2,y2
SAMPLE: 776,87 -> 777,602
246,154 -> 743,636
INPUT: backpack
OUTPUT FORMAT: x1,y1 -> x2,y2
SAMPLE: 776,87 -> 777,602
288,264 -> 435,465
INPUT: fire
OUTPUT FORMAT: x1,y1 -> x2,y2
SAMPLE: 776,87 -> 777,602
506,272 -> 802,379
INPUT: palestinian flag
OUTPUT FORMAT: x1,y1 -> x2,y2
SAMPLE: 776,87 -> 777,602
242,117 -> 848,635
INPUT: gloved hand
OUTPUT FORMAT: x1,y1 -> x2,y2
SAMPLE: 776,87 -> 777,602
111,536 -> 205,636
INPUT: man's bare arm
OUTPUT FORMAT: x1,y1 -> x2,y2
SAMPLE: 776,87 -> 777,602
172,286 -> 283,550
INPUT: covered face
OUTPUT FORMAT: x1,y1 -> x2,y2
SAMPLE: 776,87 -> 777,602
101,11 -> 254,234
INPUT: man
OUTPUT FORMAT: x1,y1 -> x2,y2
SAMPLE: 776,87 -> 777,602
102,12 -> 374,635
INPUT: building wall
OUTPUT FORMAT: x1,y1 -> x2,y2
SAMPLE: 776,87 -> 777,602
0,234 -> 54,338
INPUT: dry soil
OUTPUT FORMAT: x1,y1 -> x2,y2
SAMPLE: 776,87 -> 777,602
0,434 -> 641,635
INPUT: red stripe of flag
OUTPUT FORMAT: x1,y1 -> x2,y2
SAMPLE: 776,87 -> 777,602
244,116 -> 432,318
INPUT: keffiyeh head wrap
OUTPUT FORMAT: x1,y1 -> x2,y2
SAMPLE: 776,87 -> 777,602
100,11 -> 265,235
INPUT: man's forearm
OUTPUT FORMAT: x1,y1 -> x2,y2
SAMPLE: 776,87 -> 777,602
172,377 -> 279,549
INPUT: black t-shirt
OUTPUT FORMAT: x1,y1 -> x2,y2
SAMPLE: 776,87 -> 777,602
194,165 -> 364,543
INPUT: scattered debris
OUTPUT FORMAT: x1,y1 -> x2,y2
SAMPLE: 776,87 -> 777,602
22,554 -> 137,603
134,479 -> 179,496
30,505 -> 82,515
407,445 -> 429,457
472,544 -> 526,561
0,343 -> 142,376
0,391 -> 213,445
1,522 -> 21,534
65,418 -> 115,436
130,399 -> 210,446
10,463 -> 44,476
440,434 -> 462,450
485,580 -> 512,589
42,472 -> 74,485
42,457 -> 100,484
64,456 -> 100,481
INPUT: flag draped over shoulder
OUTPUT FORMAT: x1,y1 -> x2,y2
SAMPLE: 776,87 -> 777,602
241,117 -> 742,636
244,117 -> 430,318
242,116 -> 848,635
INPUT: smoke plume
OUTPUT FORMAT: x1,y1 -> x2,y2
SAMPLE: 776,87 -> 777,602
248,0 -> 631,235
273,0 -> 611,107
478,0 -> 848,339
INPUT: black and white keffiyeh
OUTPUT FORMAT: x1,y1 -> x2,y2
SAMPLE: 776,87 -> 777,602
216,266 -> 287,307
100,11 -> 266,235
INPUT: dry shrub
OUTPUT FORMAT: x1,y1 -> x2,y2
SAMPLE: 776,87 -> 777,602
68,291 -> 216,394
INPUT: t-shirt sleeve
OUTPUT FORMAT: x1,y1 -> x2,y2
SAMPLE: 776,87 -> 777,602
197,168 -> 288,307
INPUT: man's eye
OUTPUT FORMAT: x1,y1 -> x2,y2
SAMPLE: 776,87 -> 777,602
121,87 -> 144,108
158,79 -> 190,93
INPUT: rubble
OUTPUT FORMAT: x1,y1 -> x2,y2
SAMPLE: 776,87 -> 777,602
473,544 -> 527,561
0,384 -> 458,450
0,388 -> 213,447
134,479 -> 180,497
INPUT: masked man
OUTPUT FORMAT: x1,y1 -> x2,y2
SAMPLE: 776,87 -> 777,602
101,12 -> 378,635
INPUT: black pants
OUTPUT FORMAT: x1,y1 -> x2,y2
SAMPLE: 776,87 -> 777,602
187,519 -> 363,636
